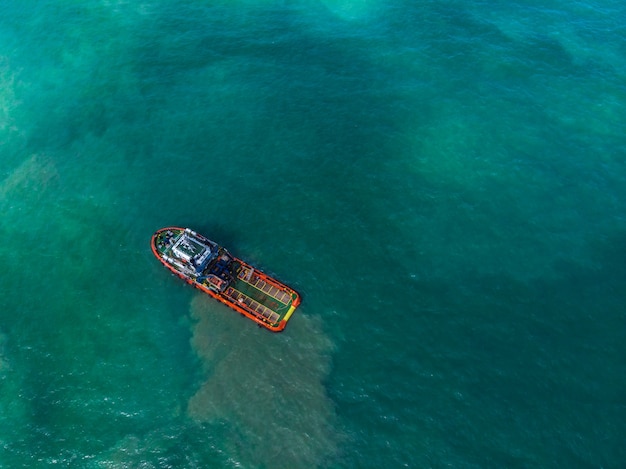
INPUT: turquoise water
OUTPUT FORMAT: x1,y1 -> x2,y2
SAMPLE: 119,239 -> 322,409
1,1 -> 625,467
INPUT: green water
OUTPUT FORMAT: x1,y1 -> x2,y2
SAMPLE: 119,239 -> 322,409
1,0 -> 625,467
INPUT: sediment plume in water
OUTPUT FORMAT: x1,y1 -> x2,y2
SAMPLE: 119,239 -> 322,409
187,294 -> 342,468
0,155 -> 57,203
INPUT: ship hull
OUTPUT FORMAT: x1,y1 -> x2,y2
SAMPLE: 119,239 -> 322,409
151,227 -> 300,332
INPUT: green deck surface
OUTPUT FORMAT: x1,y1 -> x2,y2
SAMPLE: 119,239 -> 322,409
233,279 -> 291,316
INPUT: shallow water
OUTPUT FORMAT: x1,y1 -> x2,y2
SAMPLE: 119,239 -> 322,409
1,0 -> 625,467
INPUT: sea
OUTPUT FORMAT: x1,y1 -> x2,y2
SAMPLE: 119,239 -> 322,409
1,1 -> 625,467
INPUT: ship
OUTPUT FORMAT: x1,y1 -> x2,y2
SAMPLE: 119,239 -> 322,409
151,227 -> 301,332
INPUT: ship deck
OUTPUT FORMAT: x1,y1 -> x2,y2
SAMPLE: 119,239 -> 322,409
151,227 -> 299,331
225,265 -> 297,324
